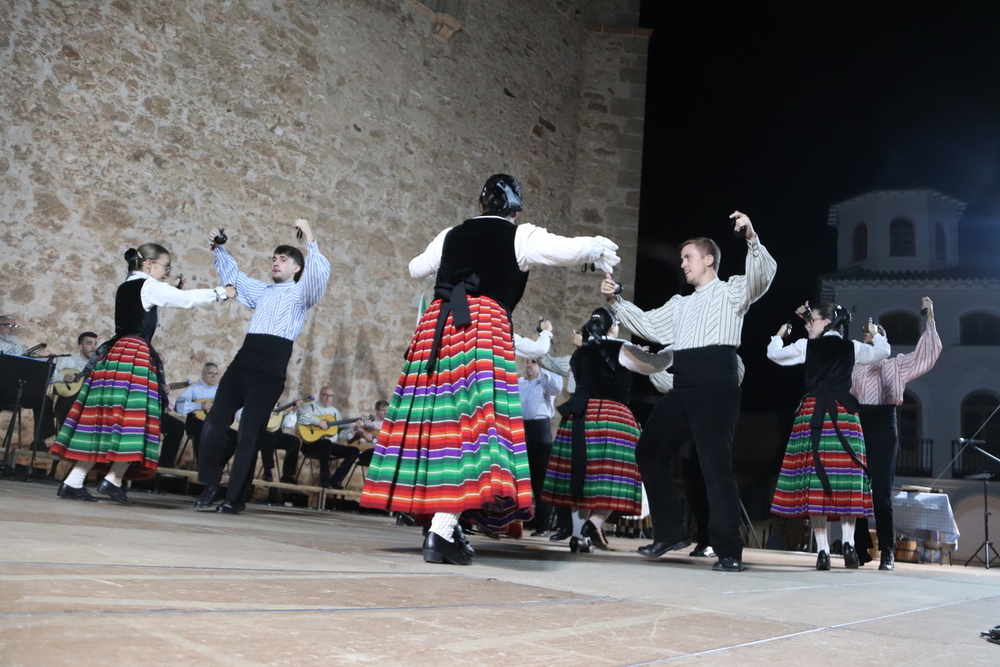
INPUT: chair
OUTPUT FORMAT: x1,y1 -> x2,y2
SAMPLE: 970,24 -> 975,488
922,536 -> 955,565
345,448 -> 374,486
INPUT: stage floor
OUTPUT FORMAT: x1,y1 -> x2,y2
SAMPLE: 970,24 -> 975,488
2,479 -> 999,666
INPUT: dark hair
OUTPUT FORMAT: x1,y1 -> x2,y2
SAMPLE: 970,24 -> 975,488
679,237 -> 721,271
479,173 -> 523,217
581,307 -> 617,343
813,302 -> 851,336
203,362 -> 218,370
375,399 -> 389,411
124,243 -> 169,275
274,245 -> 305,282
77,331 -> 98,345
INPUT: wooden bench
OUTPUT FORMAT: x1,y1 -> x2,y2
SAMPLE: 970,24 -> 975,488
155,467 -> 362,511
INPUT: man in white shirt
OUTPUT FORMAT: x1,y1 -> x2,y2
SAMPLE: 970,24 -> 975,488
297,387 -> 360,490
175,363 -> 221,462
0,314 -> 26,356
52,331 -> 99,428
518,357 -> 564,536
601,212 -> 776,572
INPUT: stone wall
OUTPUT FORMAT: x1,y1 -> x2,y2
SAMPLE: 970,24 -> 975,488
0,0 -> 645,415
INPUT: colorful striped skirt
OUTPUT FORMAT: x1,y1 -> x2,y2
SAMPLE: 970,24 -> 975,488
541,398 -> 643,514
50,336 -> 161,480
361,296 -> 532,526
770,397 -> 873,518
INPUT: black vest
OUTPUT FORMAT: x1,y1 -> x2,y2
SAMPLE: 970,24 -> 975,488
115,279 -> 159,342
571,340 -> 632,405
436,216 -> 528,314
804,335 -> 855,399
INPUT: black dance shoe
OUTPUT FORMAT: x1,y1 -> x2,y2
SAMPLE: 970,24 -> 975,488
879,550 -> 895,571
689,544 -> 715,558
57,483 -> 98,502
530,529 -> 550,537
816,550 -> 831,570
193,484 -> 222,511
637,538 -> 691,558
97,479 -> 134,505
261,471 -> 274,482
843,543 -> 860,569
454,525 -> 475,557
569,536 -> 593,553
548,526 -> 572,542
581,520 -> 610,550
215,500 -> 245,515
422,531 -> 472,565
712,557 -> 745,572
279,475 -> 298,485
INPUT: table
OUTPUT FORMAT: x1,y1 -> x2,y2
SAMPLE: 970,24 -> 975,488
892,490 -> 960,550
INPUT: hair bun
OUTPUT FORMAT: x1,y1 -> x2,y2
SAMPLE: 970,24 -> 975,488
124,248 -> 139,262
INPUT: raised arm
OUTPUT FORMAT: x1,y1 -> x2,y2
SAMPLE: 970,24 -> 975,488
892,298 -> 942,382
853,333 -> 890,365
140,280 -> 232,310
605,292 -> 679,346
293,220 -> 331,310
409,227 -> 451,279
619,343 -> 674,376
539,367 -> 564,397
513,330 -> 552,358
514,224 -> 619,272
213,246 -> 267,308
767,335 -> 808,366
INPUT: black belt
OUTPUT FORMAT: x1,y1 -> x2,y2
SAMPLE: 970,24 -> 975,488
557,392 -> 590,498
807,388 -> 867,494
426,274 -> 480,375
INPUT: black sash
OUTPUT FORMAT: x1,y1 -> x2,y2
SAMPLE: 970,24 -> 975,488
807,387 -> 868,494
556,392 -> 590,498
426,273 -> 481,375
671,345 -> 738,388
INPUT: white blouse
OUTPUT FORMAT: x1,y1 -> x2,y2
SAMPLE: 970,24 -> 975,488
767,331 -> 890,366
128,272 -> 226,311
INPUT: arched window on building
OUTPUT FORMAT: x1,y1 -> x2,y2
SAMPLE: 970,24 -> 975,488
960,312 -> 1000,346
890,217 -> 916,257
935,224 -> 947,262
961,391 -> 1000,451
852,222 -> 868,262
880,311 -> 920,346
899,392 -> 921,452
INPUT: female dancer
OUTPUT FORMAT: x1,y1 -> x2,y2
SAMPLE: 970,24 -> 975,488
767,303 -> 889,569
542,307 -> 671,552
51,243 -> 235,503
360,174 -> 620,566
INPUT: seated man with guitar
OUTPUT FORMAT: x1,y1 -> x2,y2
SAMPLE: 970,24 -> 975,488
258,397 -> 308,483
52,331 -> 99,429
296,386 -> 360,490
174,362 -> 222,462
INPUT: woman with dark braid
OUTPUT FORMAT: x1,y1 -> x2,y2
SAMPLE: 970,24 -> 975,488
51,243 -> 234,504
542,307 -> 672,553
768,302 -> 889,570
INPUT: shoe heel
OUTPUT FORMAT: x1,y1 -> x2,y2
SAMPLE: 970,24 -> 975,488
423,547 -> 444,563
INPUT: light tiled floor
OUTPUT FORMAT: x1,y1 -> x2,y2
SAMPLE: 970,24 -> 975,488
2,480 -> 999,666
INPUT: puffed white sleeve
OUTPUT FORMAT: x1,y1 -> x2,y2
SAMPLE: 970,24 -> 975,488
409,227 -> 451,279
513,330 -> 552,358
140,279 -> 227,310
619,343 -> 674,376
767,337 -> 808,366
514,224 -> 619,272
853,334 -> 891,365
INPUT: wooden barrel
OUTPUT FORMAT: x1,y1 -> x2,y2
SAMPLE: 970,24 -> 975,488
896,538 -> 919,563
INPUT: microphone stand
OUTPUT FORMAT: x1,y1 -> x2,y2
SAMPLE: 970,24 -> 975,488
964,446 -> 1000,569
929,402 -> 1000,485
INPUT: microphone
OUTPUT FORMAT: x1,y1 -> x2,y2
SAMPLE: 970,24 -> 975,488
958,438 -> 987,445
46,354 -> 73,358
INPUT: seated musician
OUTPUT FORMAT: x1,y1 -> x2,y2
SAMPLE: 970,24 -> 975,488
0,314 -> 26,356
344,399 -> 389,446
52,331 -> 99,428
296,386 -> 360,490
157,357 -> 193,469
174,362 -> 221,462
258,398 -> 304,483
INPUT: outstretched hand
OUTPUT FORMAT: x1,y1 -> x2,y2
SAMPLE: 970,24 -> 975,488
775,322 -> 792,339
294,218 -> 314,244
600,272 -> 619,298
795,301 -> 811,321
730,210 -> 756,241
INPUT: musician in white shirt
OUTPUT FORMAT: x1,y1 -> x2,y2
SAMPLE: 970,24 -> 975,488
297,387 -> 359,490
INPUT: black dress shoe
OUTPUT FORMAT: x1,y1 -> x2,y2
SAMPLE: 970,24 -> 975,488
879,550 -> 895,571
216,500 -> 245,514
689,544 -> 715,558
549,526 -> 572,541
97,479 -> 134,505
326,481 -> 345,490
816,550 -> 831,570
843,543 -> 860,569
454,525 -> 475,557
530,529 -> 550,537
422,531 -> 472,565
396,513 -> 416,526
262,471 -> 274,482
57,483 -> 98,502
193,484 -> 221,511
638,538 -> 691,558
569,536 -> 593,553
279,475 -> 298,485
712,557 -> 745,572
581,519 -> 609,550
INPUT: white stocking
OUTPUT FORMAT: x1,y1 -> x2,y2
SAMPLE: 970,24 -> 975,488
64,462 -> 94,489
842,517 -> 856,547
103,461 -> 131,487
429,512 -> 459,541
588,508 -> 612,529
812,515 -> 830,554
571,510 -> 586,538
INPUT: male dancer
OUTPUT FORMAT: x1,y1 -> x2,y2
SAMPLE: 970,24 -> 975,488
601,211 -> 776,572
195,219 -> 331,513
851,296 -> 941,570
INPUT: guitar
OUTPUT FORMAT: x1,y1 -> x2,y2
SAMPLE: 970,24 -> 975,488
53,369 -> 84,398
191,397 -> 215,421
25,343 -> 47,357
266,396 -> 314,432
297,416 -> 363,443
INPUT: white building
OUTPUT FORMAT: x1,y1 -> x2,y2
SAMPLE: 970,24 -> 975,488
822,189 -> 1000,481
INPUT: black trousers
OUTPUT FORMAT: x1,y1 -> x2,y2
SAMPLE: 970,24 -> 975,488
682,447 -> 711,548
636,381 -> 743,560
54,393 -> 77,430
157,413 -> 186,468
301,438 -> 360,487
855,404 -> 898,554
197,365 -> 284,503
259,430 -> 300,480
184,416 -> 206,462
524,418 -> 554,530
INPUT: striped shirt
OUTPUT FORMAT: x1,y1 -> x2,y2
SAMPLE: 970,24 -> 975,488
214,241 -> 331,342
540,353 -> 576,394
850,320 -> 942,405
297,400 -> 342,426
175,381 -> 219,415
608,237 -> 776,350
518,368 -> 563,420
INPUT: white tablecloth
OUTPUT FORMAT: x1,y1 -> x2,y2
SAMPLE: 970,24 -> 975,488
892,491 -> 960,548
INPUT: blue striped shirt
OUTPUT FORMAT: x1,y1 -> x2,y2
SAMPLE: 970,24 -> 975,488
174,380 -> 219,415
214,241 -> 331,341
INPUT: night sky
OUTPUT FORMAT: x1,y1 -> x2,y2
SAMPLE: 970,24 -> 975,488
633,3 -> 1000,414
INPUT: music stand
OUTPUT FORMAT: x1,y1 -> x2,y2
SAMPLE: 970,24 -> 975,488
963,446 -> 1000,569
0,354 -> 56,478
